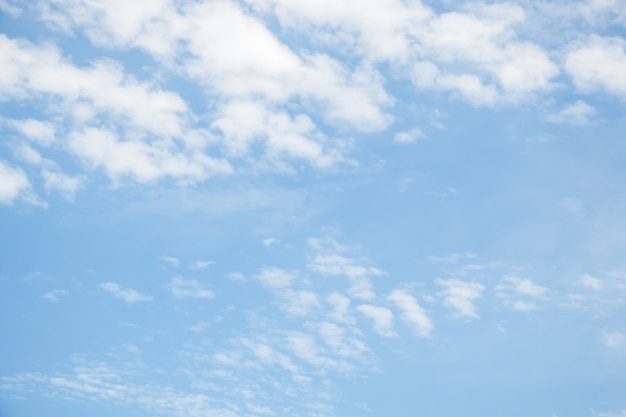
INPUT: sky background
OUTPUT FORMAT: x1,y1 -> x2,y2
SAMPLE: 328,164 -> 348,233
1,0 -> 626,416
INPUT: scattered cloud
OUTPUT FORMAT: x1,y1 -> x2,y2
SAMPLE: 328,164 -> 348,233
6,118 -> 56,145
308,254 -> 383,301
162,256 -> 179,267
99,282 -> 153,303
435,278 -> 485,320
546,100 -> 596,125
356,304 -> 397,337
580,274 -> 602,290
393,128 -> 425,144
262,238 -> 278,247
388,289 -> 434,337
41,289 -> 68,302
279,289 -> 320,317
602,331 -> 625,348
254,266 -> 294,289
0,160 -> 32,205
191,260 -> 214,269
565,35 -> 626,97
166,276 -> 215,299
495,276 -> 549,311
325,292 -> 355,325
186,321 -> 209,333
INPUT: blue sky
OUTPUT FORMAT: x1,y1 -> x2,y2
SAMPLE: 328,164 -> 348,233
1,0 -> 626,416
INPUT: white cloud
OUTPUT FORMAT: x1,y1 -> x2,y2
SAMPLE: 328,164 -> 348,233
393,128 -> 424,144
580,274 -> 602,290
41,289 -> 68,302
41,169 -> 82,200
435,278 -> 485,320
191,260 -> 213,269
262,238 -> 278,247
388,289 -> 433,337
255,266 -> 294,289
7,118 -> 56,145
496,276 -> 549,311
565,35 -> 626,97
166,276 -> 214,299
356,304 -> 397,337
313,321 -> 369,358
284,331 -> 339,370
602,331 -> 625,348
99,282 -> 152,303
239,338 -> 299,373
547,100 -> 596,125
0,35 -> 188,137
162,256 -> 179,267
0,0 -> 21,17
596,410 -> 626,417
308,254 -> 382,300
326,292 -> 354,324
68,127 -> 232,184
280,289 -> 320,317
0,161 -> 31,205
28,0 -> 392,173
186,321 -> 209,333
508,276 -> 549,298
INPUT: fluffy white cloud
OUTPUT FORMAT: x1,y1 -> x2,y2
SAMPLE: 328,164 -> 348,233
435,278 -> 485,320
280,289 -> 320,317
251,0 -> 557,105
0,35 -> 188,137
255,266 -> 294,289
356,304 -> 397,337
393,128 -> 424,144
41,169 -> 82,200
167,277 -> 214,299
495,276 -> 549,311
6,118 -> 55,145
602,331 -> 625,348
565,35 -> 626,97
99,282 -> 152,303
0,161 -> 30,204
326,292 -> 354,324
546,100 -> 596,125
68,127 -> 231,184
388,289 -> 433,337
308,254 -> 383,301
41,289 -> 68,302
580,274 -> 602,290
313,321 -> 369,359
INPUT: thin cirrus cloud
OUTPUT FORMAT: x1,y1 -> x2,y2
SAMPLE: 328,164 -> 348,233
2,1 -> 626,417
98,282 -> 153,303
388,289 -> 434,337
166,276 -> 215,299
435,278 -> 485,320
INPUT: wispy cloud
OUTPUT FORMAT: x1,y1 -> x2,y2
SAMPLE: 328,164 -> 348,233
602,331 -> 625,348
308,254 -> 383,301
41,289 -> 69,302
99,282 -> 152,303
162,256 -> 180,267
436,279 -> 485,320
0,160 -> 33,205
254,266 -> 294,289
546,100 -> 596,125
166,277 -> 214,299
580,274 -> 602,290
190,260 -> 213,269
388,289 -> 433,337
495,276 -> 549,311
356,304 -> 397,337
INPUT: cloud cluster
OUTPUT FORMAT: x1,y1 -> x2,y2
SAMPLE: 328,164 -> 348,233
0,0 -> 624,206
